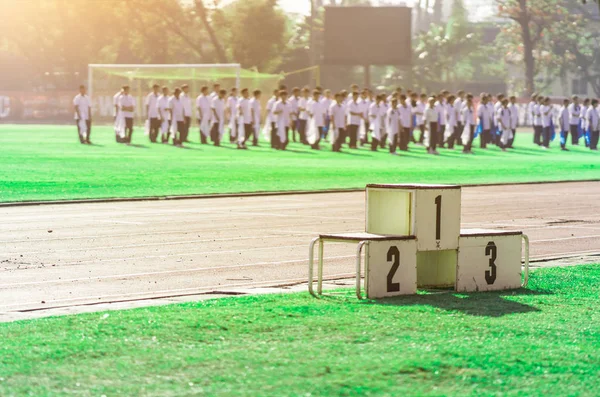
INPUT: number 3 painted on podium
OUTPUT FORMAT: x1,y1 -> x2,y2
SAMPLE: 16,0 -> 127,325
485,241 -> 497,285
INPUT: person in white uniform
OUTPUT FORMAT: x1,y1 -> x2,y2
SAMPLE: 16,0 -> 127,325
587,99 -> 599,150
497,99 -> 513,151
386,98 -> 400,155
477,95 -> 493,149
236,88 -> 251,150
157,86 -> 171,144
168,87 -> 185,147
566,96 -> 582,149
181,84 -> 193,142
306,89 -> 325,150
73,85 -> 91,144
118,85 -> 136,144
145,84 -> 160,143
226,88 -> 238,143
461,94 -> 476,154
113,86 -> 125,143
272,90 -> 293,150
398,94 -> 412,151
540,97 -> 552,149
211,89 -> 227,146
249,89 -> 262,146
559,98 -> 570,151
196,86 -> 211,144
507,96 -> 519,148
330,93 -> 347,152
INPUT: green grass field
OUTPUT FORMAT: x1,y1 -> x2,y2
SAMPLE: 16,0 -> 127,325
0,265 -> 598,396
0,124 -> 598,203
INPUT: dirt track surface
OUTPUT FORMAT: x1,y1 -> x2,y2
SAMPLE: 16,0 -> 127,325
1,182 -> 600,319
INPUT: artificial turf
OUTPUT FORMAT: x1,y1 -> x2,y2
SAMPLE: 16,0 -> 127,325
0,124 -> 598,203
0,265 -> 599,396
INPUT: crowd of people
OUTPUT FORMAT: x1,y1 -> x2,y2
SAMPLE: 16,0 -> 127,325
72,83 -> 600,152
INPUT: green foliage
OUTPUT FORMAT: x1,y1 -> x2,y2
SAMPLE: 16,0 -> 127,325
220,0 -> 290,73
496,0 -> 587,94
1,265 -> 600,396
0,125 -> 598,203
411,0 -> 503,90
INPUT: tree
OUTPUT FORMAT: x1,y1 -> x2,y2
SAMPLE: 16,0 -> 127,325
496,0 -> 582,95
411,0 -> 502,91
220,0 -> 289,72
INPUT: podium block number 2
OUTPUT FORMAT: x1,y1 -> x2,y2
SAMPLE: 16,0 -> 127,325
367,240 -> 417,299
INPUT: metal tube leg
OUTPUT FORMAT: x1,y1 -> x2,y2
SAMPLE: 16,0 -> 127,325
308,237 -> 319,297
522,234 -> 530,288
317,239 -> 324,295
356,241 -> 368,300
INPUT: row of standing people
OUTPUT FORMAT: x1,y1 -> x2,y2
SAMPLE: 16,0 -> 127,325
73,84 -> 598,151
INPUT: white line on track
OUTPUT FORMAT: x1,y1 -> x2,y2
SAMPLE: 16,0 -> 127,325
0,244 -> 311,270
95,220 -> 147,225
1,273 -> 356,311
0,254 -> 355,288
531,234 -> 600,243
0,233 -> 314,257
0,220 -> 346,244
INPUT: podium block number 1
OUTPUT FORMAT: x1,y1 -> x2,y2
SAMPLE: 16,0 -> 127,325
414,188 -> 461,251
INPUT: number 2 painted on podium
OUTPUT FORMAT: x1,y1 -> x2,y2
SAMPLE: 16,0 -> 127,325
434,195 -> 442,240
386,246 -> 400,293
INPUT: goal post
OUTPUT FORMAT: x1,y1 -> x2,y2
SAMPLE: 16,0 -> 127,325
87,63 -> 281,124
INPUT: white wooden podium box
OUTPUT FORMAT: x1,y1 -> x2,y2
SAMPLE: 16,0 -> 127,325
366,184 -> 461,251
309,184 -> 529,299
367,239 -> 417,298
456,229 -> 524,292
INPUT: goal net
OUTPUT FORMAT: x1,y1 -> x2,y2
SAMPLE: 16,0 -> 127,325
88,64 -> 282,124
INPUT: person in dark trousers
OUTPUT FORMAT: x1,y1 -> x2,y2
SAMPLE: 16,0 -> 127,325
587,99 -> 599,150
567,95 -> 581,149
181,84 -> 192,142
508,96 -> 519,148
425,97 -> 439,155
453,90 -> 465,146
477,94 -> 492,149
581,98 -> 590,147
398,94 -> 412,151
532,95 -> 543,146
145,84 -> 160,143
540,97 -> 552,149
119,85 -> 135,144
386,98 -> 400,155
462,95 -> 475,154
210,89 -> 227,147
347,91 -> 362,149
297,87 -> 310,144
73,85 -> 92,144
330,93 -> 347,152
168,87 -> 185,147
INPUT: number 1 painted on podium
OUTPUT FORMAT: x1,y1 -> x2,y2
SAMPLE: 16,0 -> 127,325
435,195 -> 442,240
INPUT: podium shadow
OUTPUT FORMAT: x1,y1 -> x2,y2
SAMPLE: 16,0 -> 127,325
364,288 -> 551,317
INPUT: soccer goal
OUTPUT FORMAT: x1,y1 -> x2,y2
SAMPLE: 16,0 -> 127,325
87,63 -> 281,123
